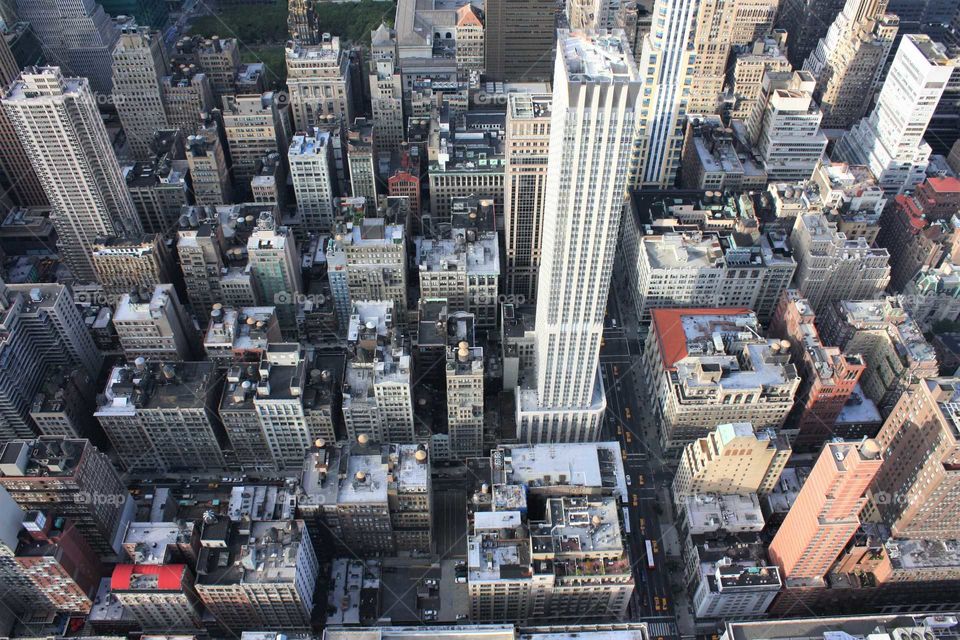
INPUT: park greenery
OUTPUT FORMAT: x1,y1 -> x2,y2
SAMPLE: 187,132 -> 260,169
188,0 -> 396,89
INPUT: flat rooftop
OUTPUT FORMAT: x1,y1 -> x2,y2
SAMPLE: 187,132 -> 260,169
0,437 -> 87,478
836,386 -> 882,425
560,30 -> 638,82
508,93 -> 552,120
196,520 -> 308,585
651,309 -> 797,391
493,442 -> 628,498
112,285 -> 175,323
416,234 -> 500,275
725,613 -> 960,640
642,233 -> 725,270
887,538 -> 960,571
323,625 -> 515,640
97,362 -> 217,414
683,493 -> 765,534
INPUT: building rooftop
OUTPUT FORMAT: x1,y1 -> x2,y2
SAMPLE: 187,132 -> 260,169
797,214 -> 889,260
112,284 -> 177,323
886,538 -> 960,572
642,233 -> 725,270
688,116 -> 745,176
4,67 -> 87,102
343,303 -> 411,399
416,232 -> 500,275
517,631 -> 648,640
0,207 -> 55,243
651,308 -> 798,392
725,613 -> 960,640
330,216 -> 405,251
300,441 -> 429,508
0,437 -> 88,478
835,298 -> 907,327
683,493 -> 765,534
289,130 -> 332,158
710,559 -> 781,592
508,93 -> 552,120
96,361 -> 217,415
326,558 -> 381,625
836,386 -> 882,425
492,442 -> 628,498
339,452 -> 390,504
88,577 -> 136,624
204,306 -> 277,354
323,625 -> 517,640
390,444 -> 430,493
226,485 -> 296,522
908,33 -> 953,66
559,30 -> 638,82
763,465 -> 811,515
530,496 -> 624,556
122,521 -> 192,564
196,519 -> 309,585
111,564 -> 186,592
124,154 -> 189,189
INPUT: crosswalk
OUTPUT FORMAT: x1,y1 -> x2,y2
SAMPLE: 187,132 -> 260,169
647,620 -> 680,638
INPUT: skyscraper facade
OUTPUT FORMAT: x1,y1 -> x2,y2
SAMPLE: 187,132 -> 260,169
369,24 -> 404,153
777,0 -> 846,69
111,28 -> 168,160
2,67 -> 141,281
14,0 -> 119,95
803,0 -> 899,129
767,439 -> 882,582
0,31 -> 47,209
246,212 -> 303,333
483,0 -> 556,82
634,0 -> 778,187
870,378 -> 960,539
286,37 -> 353,131
222,93 -> 291,191
516,31 -> 641,443
503,92 -> 551,303
835,34 -> 955,193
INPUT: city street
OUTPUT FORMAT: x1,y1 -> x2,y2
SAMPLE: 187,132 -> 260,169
600,285 -> 682,632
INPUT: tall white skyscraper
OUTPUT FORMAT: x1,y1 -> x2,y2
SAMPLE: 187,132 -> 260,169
835,34 -> 955,194
632,0 -> 778,187
633,0 -> 698,187
516,30 -> 642,443
2,67 -> 141,281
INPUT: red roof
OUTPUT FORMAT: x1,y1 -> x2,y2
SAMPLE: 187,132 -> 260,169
650,308 -> 752,370
894,194 -> 927,230
925,176 -> 960,193
111,564 -> 186,591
